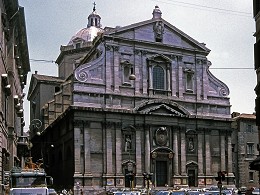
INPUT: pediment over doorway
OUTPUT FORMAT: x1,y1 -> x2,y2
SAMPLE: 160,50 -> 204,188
134,100 -> 190,117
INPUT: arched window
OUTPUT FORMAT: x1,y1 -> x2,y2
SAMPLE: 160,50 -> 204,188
153,65 -> 165,90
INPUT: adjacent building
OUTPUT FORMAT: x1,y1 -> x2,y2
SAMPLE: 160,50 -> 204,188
0,0 -> 30,193
249,0 -> 260,175
28,5 -> 235,193
232,112 -> 258,188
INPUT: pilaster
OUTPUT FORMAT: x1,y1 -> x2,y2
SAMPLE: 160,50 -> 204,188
198,134 -> 203,175
205,134 -> 211,175
180,130 -> 186,175
173,130 -> 179,175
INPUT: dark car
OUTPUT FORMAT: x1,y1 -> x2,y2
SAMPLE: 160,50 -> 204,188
171,191 -> 187,195
238,187 -> 248,195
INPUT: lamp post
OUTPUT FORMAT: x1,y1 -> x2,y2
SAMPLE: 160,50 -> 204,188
29,119 -> 43,136
29,119 -> 43,164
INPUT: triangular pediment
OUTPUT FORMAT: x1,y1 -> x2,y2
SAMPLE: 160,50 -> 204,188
135,100 -> 190,117
105,18 -> 210,53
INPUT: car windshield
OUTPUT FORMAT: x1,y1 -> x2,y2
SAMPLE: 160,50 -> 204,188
11,175 -> 46,187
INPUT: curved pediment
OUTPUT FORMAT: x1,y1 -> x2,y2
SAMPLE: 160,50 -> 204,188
134,99 -> 190,117
147,54 -> 172,63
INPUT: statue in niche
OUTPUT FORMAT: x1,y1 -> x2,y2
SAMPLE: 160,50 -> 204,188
154,21 -> 164,40
188,137 -> 195,152
125,135 -> 132,152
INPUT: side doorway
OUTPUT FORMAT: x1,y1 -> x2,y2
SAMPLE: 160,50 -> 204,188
187,163 -> 198,187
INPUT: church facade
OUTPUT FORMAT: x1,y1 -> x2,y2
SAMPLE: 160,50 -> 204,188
30,5 -> 234,193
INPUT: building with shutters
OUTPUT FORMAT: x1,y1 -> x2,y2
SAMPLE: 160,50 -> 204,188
0,0 -> 30,193
28,5 -> 234,193
232,112 -> 258,189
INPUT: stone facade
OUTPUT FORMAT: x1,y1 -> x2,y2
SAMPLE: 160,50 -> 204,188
232,113 -> 258,188
30,5 -> 234,193
250,0 -> 260,175
0,0 -> 30,193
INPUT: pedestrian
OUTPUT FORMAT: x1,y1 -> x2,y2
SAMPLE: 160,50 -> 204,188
80,189 -> 83,195
68,189 -> 73,195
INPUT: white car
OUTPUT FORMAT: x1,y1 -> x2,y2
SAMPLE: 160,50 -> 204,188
252,188 -> 260,195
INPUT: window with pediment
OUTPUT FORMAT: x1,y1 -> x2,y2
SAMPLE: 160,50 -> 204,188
147,55 -> 171,95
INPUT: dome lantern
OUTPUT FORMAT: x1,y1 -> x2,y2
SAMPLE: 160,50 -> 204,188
87,2 -> 101,28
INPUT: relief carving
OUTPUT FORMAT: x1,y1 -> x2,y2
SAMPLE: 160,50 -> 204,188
155,127 -> 168,146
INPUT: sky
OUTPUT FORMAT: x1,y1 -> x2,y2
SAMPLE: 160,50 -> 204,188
18,0 -> 255,131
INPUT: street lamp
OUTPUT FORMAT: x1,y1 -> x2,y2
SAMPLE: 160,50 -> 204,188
29,119 -> 43,135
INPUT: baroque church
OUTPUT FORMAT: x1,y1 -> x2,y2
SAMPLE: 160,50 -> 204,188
28,4 -> 234,193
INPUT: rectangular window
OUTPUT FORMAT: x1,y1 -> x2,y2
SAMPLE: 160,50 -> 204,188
75,43 -> 81,49
249,172 -> 254,181
246,124 -> 253,133
247,143 -> 254,155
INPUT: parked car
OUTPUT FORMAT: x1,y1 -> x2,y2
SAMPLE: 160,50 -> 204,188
238,187 -> 247,195
222,189 -> 233,195
171,191 -> 187,195
154,191 -> 172,195
48,188 -> 58,195
252,188 -> 260,195
113,191 -> 141,195
187,191 -> 202,195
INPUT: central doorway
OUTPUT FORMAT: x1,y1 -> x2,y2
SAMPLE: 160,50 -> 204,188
156,161 -> 167,186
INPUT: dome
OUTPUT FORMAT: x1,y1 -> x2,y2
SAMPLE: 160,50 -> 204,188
67,3 -> 103,46
67,26 -> 104,45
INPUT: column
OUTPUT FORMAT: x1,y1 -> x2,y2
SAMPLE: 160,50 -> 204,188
105,45 -> 112,93
178,57 -> 184,98
148,64 -> 153,90
142,52 -> 148,95
106,124 -> 113,175
114,46 -> 120,93
136,129 -> 142,174
205,134 -> 211,175
198,134 -> 203,175
84,123 -> 92,175
180,131 -> 186,175
167,64 -> 171,91
171,59 -> 177,96
202,63 -> 208,100
145,126 -> 150,172
74,125 -> 81,175
227,135 -> 233,174
115,125 -> 122,175
173,130 -> 179,175
220,134 -> 226,171
134,51 -> 140,95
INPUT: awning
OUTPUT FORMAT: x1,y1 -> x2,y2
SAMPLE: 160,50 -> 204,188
249,156 -> 260,170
